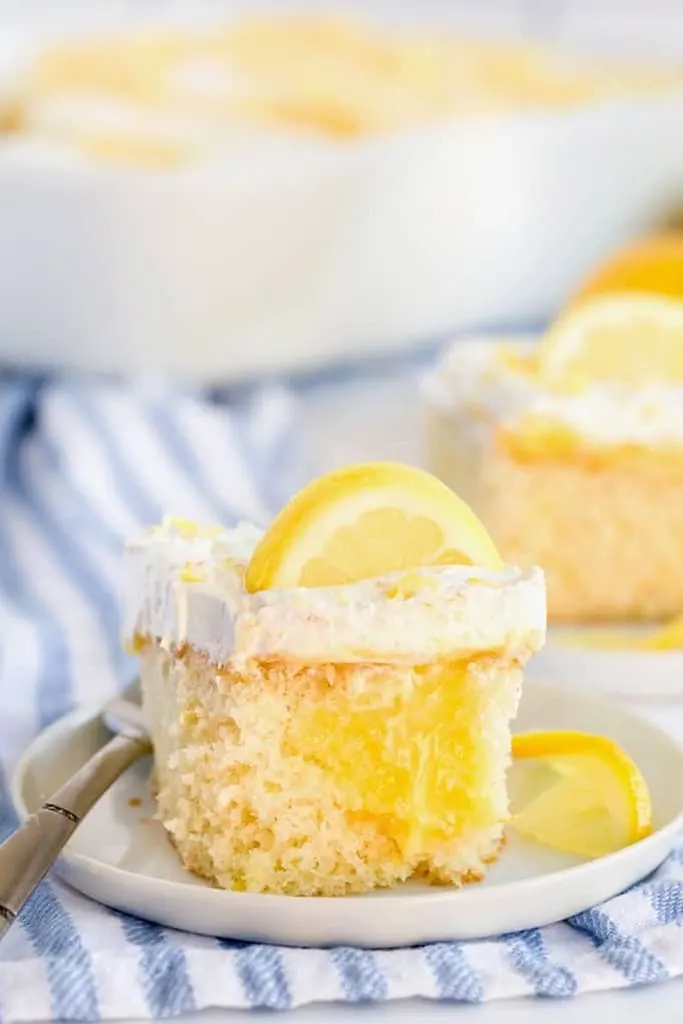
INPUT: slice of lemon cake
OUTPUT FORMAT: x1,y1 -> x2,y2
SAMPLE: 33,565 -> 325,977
125,464 -> 545,896
424,296 -> 683,623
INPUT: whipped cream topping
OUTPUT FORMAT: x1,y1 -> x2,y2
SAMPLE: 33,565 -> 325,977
423,337 -> 683,447
124,519 -> 546,665
23,93 -> 220,147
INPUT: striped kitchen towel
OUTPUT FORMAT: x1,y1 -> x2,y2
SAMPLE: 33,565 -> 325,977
1,373 -> 683,1021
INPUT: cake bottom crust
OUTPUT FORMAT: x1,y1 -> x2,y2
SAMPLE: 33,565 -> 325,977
141,641 -> 522,897
166,818 -> 507,895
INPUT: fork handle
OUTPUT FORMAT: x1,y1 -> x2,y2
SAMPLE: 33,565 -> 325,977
0,732 -> 150,938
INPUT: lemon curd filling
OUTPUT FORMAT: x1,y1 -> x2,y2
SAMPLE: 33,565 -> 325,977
125,517 -> 545,896
293,658 -> 526,868
424,338 -> 683,622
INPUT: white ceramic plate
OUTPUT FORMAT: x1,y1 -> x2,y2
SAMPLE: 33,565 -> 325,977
12,680 -> 683,948
530,631 -> 683,702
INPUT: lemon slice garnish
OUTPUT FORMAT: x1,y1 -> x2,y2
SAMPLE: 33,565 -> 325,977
511,730 -> 653,859
559,614 -> 683,653
568,233 -> 683,309
539,294 -> 683,389
245,461 -> 502,591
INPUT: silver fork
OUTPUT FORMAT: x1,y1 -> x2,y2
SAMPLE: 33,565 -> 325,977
0,695 -> 151,939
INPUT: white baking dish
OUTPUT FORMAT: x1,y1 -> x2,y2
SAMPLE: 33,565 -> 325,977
2,32 -> 683,381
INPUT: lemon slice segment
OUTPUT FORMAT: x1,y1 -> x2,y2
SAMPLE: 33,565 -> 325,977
539,294 -> 683,388
511,730 -> 653,859
245,461 -> 502,592
568,233 -> 683,309
560,614 -> 683,653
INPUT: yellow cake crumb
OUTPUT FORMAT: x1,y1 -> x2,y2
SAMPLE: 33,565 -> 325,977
140,638 -> 523,896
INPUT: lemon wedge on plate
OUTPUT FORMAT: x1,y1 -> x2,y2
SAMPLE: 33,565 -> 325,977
511,730 -> 653,859
539,294 -> 683,388
245,461 -> 502,591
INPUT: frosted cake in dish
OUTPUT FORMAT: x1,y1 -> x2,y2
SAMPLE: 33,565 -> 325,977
5,14 -> 682,167
424,333 -> 683,623
124,501 -> 545,897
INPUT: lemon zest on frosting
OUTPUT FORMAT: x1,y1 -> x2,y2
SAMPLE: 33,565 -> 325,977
180,562 -> 205,583
385,572 -> 438,600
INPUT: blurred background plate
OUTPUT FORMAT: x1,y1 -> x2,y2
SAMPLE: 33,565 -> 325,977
530,636 -> 683,703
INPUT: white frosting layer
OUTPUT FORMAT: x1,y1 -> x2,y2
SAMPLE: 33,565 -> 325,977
24,93 -> 219,146
423,337 -> 683,446
124,520 -> 546,665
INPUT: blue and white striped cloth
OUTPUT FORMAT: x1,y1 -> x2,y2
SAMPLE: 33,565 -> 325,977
1,374 -> 683,1021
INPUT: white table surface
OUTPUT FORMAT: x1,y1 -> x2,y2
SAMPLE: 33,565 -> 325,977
138,981 -> 683,1023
